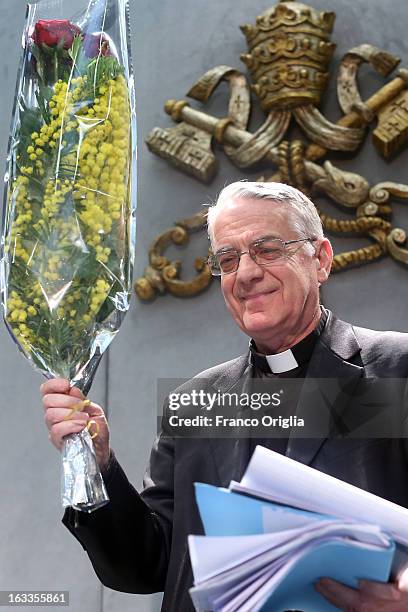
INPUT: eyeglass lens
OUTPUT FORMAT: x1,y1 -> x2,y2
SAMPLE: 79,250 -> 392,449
213,239 -> 287,274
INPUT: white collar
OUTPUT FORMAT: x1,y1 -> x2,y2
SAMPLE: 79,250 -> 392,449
266,349 -> 299,374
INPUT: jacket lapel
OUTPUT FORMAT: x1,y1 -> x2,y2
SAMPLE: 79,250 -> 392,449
207,356 -> 253,487
286,311 -> 364,464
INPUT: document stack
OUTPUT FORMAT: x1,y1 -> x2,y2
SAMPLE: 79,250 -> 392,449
188,446 -> 408,611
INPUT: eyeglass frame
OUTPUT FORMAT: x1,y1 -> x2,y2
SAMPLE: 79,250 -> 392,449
207,236 -> 318,276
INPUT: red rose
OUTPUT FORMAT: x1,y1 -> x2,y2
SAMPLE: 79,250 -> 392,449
33,20 -> 81,50
83,33 -> 112,58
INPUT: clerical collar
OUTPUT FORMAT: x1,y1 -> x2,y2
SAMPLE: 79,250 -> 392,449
249,308 -> 328,374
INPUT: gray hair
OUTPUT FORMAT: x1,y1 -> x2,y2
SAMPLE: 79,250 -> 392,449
207,181 -> 324,248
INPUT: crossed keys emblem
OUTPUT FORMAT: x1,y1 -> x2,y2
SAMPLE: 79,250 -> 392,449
136,0 -> 408,301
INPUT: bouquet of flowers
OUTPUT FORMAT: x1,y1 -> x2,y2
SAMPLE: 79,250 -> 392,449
0,0 -> 136,511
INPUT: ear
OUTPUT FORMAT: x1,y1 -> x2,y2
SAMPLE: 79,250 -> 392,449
315,238 -> 333,286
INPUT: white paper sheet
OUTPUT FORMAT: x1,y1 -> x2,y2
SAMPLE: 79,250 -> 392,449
232,445 -> 408,546
189,521 -> 388,585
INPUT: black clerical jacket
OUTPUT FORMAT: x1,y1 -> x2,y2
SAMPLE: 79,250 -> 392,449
62,310 -> 408,611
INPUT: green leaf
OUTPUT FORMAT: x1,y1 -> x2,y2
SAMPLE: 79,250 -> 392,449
83,55 -> 124,96
35,89 -> 51,125
56,37 -> 66,52
40,42 -> 56,57
69,35 -> 83,62
30,43 -> 41,63
39,84 -> 53,101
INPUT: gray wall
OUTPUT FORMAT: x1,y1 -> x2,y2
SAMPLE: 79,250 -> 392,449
1,0 -> 408,611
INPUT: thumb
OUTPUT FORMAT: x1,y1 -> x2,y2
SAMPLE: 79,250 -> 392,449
397,566 -> 408,592
84,401 -> 106,419
66,386 -> 104,420
67,388 -> 105,420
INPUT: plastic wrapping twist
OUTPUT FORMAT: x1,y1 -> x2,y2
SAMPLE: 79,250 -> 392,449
0,0 -> 136,512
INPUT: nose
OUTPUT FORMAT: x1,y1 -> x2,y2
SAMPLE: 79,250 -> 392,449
235,251 -> 264,284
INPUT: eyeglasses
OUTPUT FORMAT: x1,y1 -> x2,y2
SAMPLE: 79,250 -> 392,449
208,237 -> 317,276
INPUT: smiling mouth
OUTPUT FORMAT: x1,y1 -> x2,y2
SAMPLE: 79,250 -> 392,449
242,290 -> 275,301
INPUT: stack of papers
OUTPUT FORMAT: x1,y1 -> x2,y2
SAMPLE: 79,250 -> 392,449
187,446 -> 408,612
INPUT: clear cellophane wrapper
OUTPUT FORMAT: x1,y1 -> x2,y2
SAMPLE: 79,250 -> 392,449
0,0 -> 136,512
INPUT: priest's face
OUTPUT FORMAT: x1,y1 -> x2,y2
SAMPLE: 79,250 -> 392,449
211,197 -> 332,353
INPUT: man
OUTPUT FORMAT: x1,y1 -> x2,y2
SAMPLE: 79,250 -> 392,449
41,181 -> 408,611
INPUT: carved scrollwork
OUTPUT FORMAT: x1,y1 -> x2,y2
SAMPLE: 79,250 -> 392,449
337,44 -> 400,116
387,228 -> 408,264
134,210 -> 213,301
161,258 -> 212,298
260,141 -> 398,271
293,105 -> 365,151
187,65 -> 251,132
142,1 -> 408,300
228,110 -> 291,167
371,182 -> 408,202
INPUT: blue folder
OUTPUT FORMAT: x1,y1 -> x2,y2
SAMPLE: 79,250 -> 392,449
261,540 -> 394,612
193,483 -> 395,612
195,482 -> 330,536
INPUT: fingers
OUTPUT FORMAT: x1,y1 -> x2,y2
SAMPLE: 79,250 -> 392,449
40,378 -> 84,400
316,578 -> 405,611
359,580 -> 401,601
42,392 -> 104,420
45,408 -> 90,429
47,408 -> 107,450
68,386 -> 84,400
41,379 -> 109,456
44,398 -> 106,433
316,578 -> 359,609
45,404 -> 89,449
40,378 -> 70,396
48,419 -> 88,450
43,393 -> 86,411
397,566 -> 408,592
